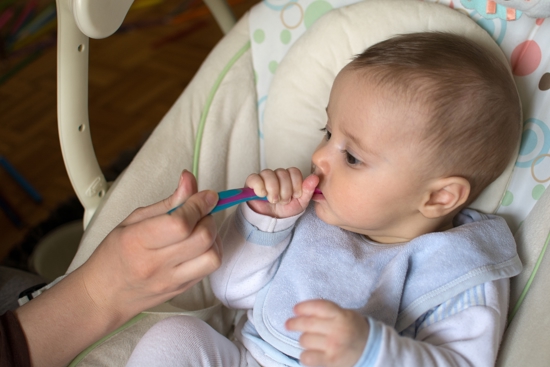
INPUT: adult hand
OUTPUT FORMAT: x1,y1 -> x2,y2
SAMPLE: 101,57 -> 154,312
81,169 -> 222,321
286,299 -> 370,367
16,170 -> 221,367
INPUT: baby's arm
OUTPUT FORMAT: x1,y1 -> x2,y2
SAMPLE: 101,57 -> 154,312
211,169 -> 319,309
210,200 -> 302,309
359,280 -> 508,367
288,279 -> 508,367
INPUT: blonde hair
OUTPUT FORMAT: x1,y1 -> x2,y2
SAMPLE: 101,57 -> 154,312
348,32 -> 522,203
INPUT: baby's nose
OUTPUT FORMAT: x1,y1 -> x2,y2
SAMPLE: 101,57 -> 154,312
311,146 -> 329,174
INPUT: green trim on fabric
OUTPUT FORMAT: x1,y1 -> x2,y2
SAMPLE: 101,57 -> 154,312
507,229 -> 550,326
69,313 -> 147,367
192,41 -> 252,177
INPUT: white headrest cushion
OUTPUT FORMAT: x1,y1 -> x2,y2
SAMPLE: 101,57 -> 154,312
263,0 -> 519,214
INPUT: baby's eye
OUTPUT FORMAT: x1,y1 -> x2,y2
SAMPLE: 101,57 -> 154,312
320,127 -> 332,140
345,151 -> 360,166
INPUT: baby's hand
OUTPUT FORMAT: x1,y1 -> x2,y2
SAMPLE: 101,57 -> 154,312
246,168 -> 318,218
286,300 -> 370,367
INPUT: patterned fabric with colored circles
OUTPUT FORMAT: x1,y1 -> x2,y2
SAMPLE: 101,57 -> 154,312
249,0 -> 550,232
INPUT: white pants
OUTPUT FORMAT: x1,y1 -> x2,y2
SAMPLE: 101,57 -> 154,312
126,315 -> 260,367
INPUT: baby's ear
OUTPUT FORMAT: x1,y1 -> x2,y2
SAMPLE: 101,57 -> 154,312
419,177 -> 470,219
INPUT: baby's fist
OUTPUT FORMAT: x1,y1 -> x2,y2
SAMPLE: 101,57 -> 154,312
246,169 -> 318,218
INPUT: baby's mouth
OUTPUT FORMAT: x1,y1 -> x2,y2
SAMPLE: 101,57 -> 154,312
312,187 -> 325,201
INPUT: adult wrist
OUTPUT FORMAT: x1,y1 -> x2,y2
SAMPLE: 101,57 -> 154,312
77,262 -> 130,329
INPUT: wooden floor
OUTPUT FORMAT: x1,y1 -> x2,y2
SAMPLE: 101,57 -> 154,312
0,0 -> 258,262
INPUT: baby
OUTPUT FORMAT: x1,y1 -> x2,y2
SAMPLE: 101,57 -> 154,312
127,32 -> 522,367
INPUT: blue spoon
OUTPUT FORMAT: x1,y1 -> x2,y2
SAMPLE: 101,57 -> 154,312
167,187 -> 322,215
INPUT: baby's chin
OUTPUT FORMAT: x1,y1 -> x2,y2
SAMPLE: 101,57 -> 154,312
312,201 -> 338,227
313,203 -> 375,237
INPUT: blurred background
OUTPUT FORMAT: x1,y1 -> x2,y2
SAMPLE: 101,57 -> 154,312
0,0 -> 257,272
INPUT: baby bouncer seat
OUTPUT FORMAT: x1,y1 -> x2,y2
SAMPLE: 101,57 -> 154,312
52,0 -> 550,365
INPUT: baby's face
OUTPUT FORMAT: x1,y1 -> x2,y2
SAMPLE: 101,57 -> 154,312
311,69 -> 432,243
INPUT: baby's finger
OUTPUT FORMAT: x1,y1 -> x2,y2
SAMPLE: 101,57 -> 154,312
259,169 -> 280,203
294,174 -> 319,209
274,168 -> 293,203
245,173 -> 268,198
294,299 -> 341,318
299,349 -> 326,367
286,315 -> 334,335
288,167 -> 304,198
299,332 -> 327,351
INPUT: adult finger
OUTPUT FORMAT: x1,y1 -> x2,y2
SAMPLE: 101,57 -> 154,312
148,214 -> 219,266
153,251 -> 220,300
172,244 -> 222,288
122,170 -> 198,226
122,190 -> 218,249
171,188 -> 218,224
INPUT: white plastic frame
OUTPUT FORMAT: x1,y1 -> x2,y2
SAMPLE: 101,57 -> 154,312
55,0 -> 236,228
